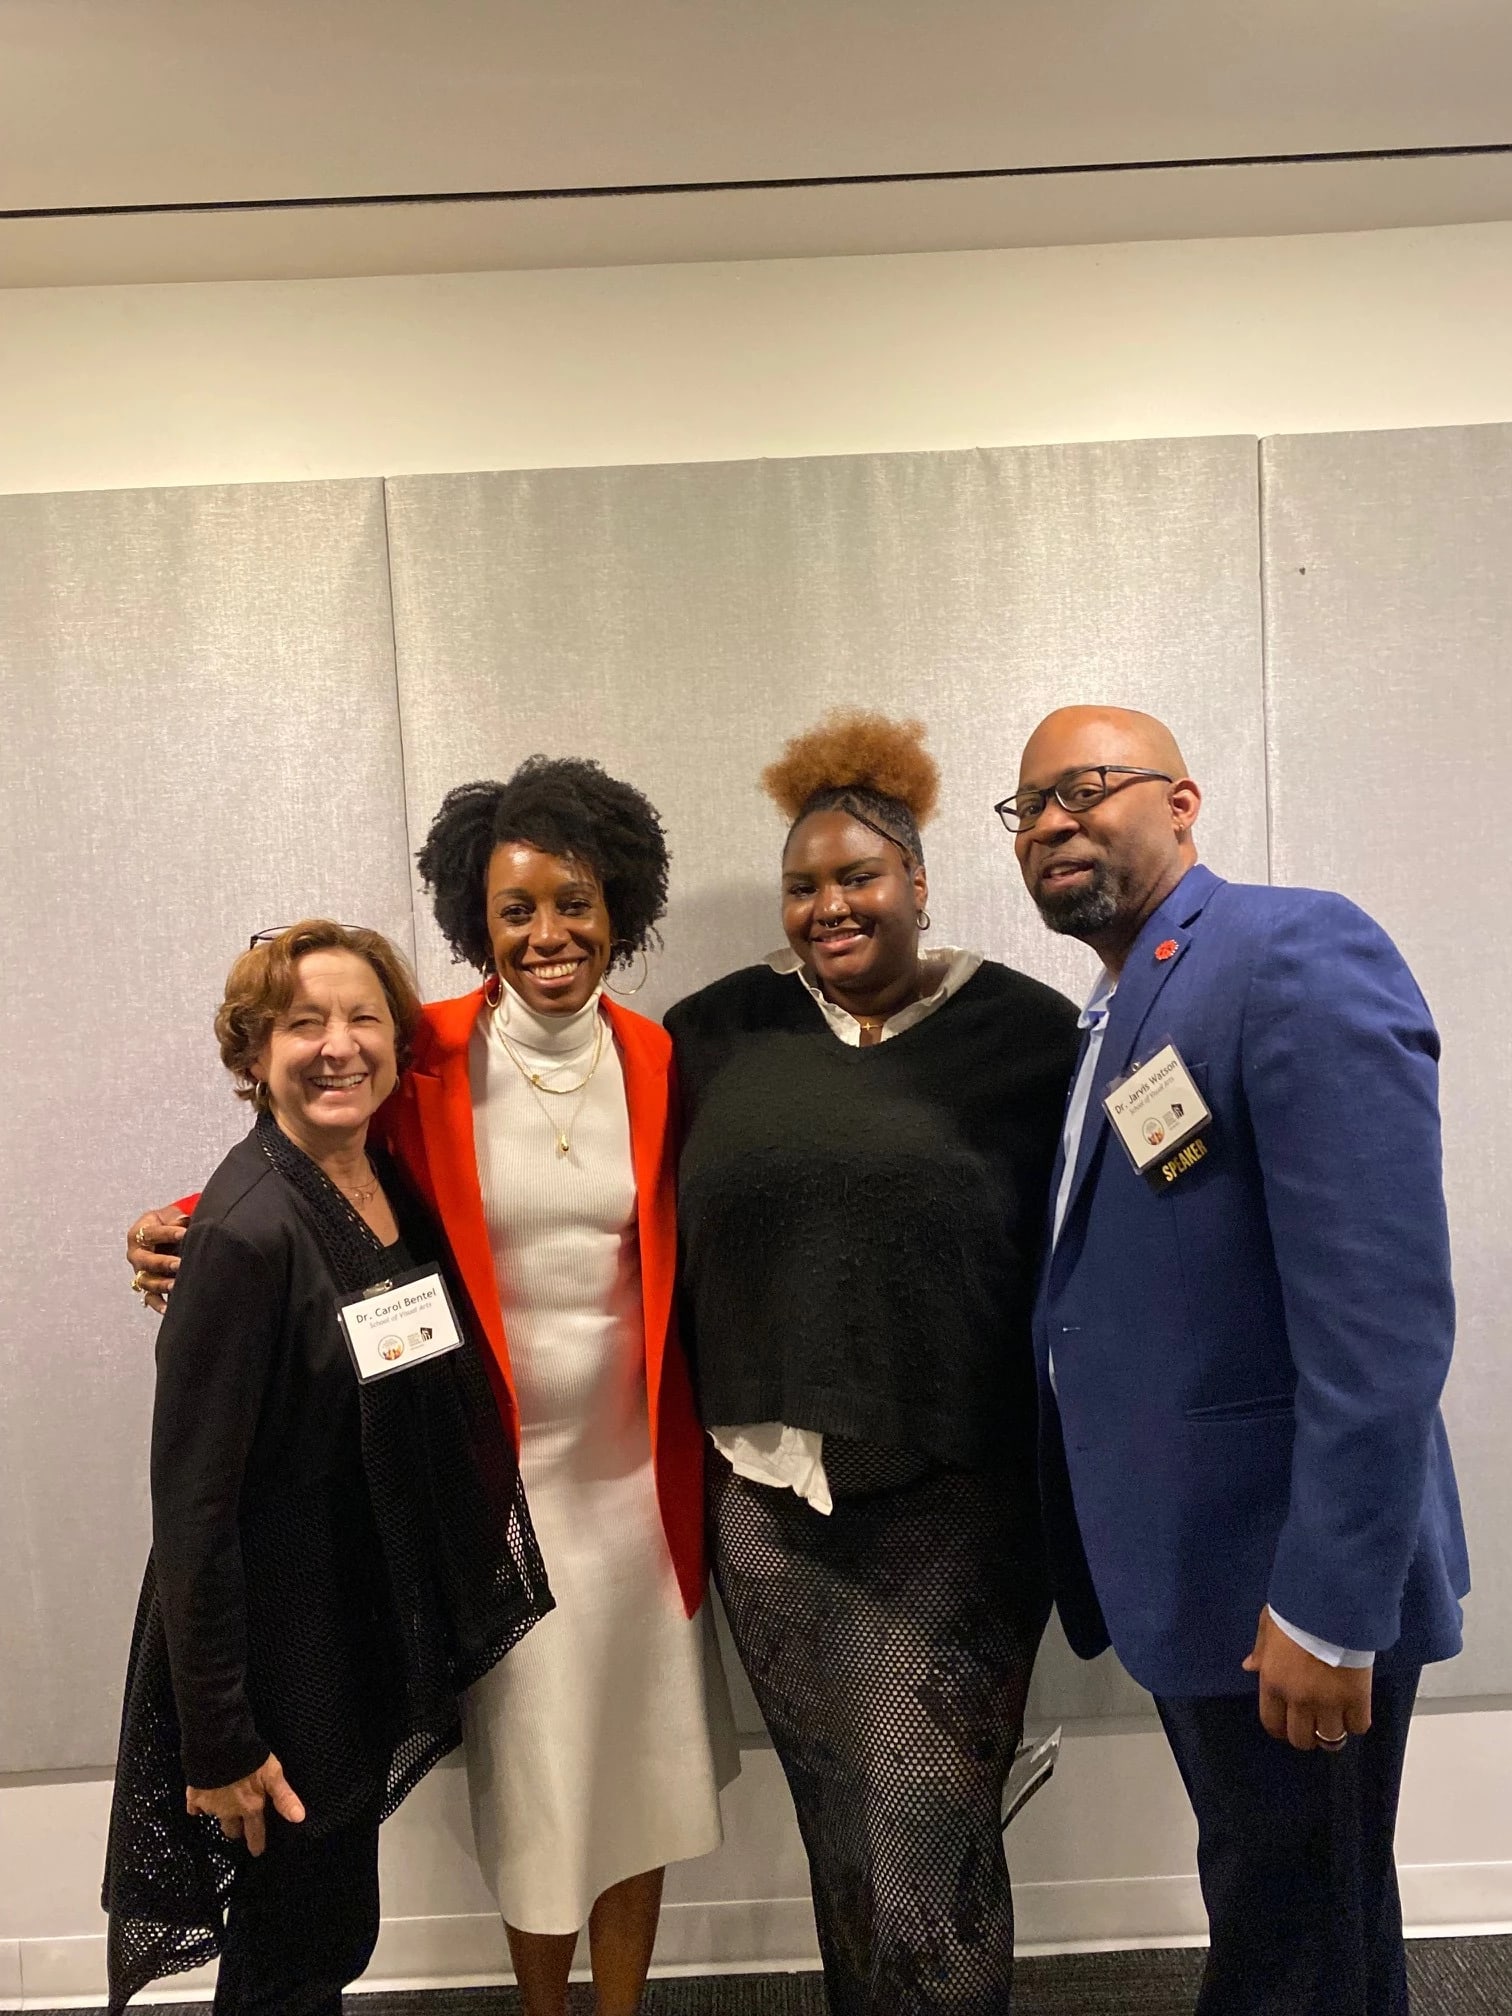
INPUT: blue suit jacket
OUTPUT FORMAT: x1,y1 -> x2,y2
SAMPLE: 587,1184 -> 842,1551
1034,862 -> 1470,1697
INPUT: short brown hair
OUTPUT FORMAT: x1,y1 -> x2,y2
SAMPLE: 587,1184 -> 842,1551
215,919 -> 423,1107
762,710 -> 940,864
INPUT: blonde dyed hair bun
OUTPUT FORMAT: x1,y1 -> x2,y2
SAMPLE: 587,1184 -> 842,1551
761,710 -> 941,869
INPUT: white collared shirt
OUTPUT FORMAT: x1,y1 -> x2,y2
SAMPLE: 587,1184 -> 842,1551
766,942 -> 983,1043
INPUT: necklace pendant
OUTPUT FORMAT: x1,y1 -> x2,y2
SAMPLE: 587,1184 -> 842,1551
555,1133 -> 570,1157
530,1072 -> 544,1087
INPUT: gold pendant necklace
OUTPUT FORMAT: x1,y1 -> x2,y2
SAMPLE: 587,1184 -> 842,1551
498,1012 -> 606,1158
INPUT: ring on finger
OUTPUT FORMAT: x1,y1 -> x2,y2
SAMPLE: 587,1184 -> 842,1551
133,1224 -> 155,1252
1314,1728 -> 1348,1751
131,1270 -> 153,1295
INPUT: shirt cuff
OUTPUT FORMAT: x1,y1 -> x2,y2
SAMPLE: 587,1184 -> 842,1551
1267,1606 -> 1375,1670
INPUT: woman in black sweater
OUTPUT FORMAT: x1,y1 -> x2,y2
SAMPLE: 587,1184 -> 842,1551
665,714 -> 1079,2016
105,922 -> 551,2014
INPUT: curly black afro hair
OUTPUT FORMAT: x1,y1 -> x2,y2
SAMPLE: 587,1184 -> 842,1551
416,758 -> 670,975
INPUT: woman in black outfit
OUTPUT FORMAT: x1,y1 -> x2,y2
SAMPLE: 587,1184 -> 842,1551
105,921 -> 551,2015
665,713 -> 1079,2015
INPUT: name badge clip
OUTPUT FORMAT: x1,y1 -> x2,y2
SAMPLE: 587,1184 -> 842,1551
1102,1042 -> 1213,1192
337,1263 -> 465,1383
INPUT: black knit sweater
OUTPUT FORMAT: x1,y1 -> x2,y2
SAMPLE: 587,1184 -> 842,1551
665,960 -> 1080,1472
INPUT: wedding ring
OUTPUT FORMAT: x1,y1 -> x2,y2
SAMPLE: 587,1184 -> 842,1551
131,1270 -> 153,1295
1314,1729 -> 1348,1751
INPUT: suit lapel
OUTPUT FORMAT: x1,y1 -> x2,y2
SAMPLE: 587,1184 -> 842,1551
607,998 -> 674,1437
1051,863 -> 1223,1269
404,991 -> 516,1411
1044,1014 -> 1102,1253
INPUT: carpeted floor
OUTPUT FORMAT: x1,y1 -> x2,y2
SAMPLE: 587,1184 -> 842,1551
327,1935 -> 1512,2014
32,1939 -> 1512,2015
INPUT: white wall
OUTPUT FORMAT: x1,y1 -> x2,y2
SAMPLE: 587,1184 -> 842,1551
2,222 -> 1512,497
3,219 -> 1511,2001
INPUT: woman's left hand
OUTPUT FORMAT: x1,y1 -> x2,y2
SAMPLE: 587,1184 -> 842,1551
186,1753 -> 306,1856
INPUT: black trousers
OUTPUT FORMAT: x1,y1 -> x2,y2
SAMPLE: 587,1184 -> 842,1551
213,1808 -> 381,2016
1155,1666 -> 1421,2016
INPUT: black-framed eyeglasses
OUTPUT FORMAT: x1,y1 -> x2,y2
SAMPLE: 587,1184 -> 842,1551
994,766 -> 1174,834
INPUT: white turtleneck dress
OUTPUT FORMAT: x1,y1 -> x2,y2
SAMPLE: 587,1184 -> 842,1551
461,988 -> 735,1934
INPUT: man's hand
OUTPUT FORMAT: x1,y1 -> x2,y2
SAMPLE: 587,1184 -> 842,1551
127,1205 -> 188,1313
186,1753 -> 306,1857
1242,1608 -> 1373,1751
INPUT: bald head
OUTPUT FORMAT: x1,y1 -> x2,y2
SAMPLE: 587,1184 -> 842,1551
1011,706 -> 1201,973
1018,706 -> 1188,790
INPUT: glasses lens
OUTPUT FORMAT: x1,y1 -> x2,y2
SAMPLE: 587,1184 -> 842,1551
1056,771 -> 1110,814
1002,793 -> 1045,832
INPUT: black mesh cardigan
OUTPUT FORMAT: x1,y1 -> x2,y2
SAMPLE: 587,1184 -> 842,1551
103,1123 -> 552,2009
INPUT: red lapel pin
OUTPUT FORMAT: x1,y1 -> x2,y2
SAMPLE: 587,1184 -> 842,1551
1154,939 -> 1179,962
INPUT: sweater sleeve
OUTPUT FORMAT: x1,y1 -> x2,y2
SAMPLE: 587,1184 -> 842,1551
150,1216 -> 281,1787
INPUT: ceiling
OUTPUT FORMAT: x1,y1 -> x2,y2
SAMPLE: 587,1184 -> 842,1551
3,0 -> 1511,286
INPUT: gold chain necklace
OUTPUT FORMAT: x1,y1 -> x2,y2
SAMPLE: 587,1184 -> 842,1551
844,960 -> 940,1043
497,1015 -> 604,1095
334,1156 -> 380,1207
497,1013 -> 606,1158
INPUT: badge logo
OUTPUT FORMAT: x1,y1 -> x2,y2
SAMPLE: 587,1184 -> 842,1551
1155,939 -> 1179,962
379,1336 -> 405,1362
1142,1117 -> 1166,1147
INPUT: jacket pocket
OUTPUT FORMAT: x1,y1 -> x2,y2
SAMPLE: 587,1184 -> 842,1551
1184,1392 -> 1294,1423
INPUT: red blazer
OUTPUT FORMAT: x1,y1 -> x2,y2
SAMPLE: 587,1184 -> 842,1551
378,988 -> 707,1619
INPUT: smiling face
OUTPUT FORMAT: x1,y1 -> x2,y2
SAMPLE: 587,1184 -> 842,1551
781,810 -> 927,1009
252,949 -> 399,1151
1012,707 -> 1200,968
485,841 -> 614,1016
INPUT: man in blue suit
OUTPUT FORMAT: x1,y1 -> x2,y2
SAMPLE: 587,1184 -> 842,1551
1003,706 -> 1469,2016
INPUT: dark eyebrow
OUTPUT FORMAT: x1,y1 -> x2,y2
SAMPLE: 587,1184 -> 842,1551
784,853 -> 889,879
1015,766 -> 1099,796
494,880 -> 597,902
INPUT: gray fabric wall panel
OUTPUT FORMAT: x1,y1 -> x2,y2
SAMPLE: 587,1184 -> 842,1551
0,481 -> 411,1769
1262,425 -> 1512,1700
385,441 -> 1268,1724
385,443 -> 1267,1011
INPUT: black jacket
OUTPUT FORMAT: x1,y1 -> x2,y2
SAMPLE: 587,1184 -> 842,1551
105,1129 -> 551,2007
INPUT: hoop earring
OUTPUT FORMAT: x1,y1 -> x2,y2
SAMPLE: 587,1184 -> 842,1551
916,910 -> 931,932
605,946 -> 650,997
482,970 -> 505,1013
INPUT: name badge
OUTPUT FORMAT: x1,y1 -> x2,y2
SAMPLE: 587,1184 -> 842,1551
337,1264 -> 465,1383
1102,1043 -> 1213,1191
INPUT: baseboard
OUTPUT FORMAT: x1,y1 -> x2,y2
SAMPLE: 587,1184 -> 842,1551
7,1864 -> 1512,2007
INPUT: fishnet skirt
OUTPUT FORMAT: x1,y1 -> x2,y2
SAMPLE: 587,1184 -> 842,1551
710,1444 -> 1051,2015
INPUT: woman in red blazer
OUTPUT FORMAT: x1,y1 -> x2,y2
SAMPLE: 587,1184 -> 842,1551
130,760 -> 734,2016
384,981 -> 708,1618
